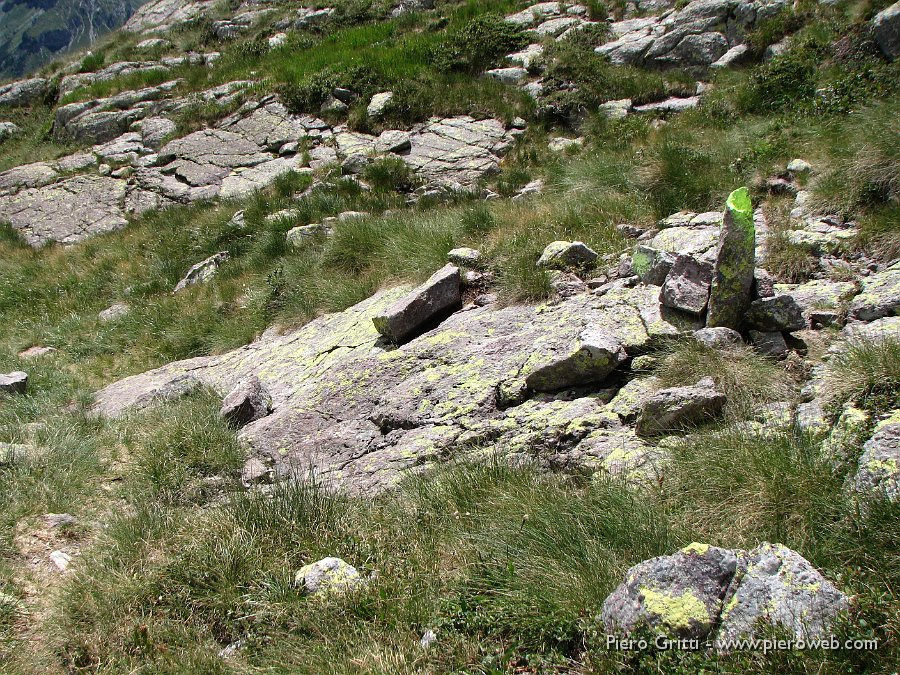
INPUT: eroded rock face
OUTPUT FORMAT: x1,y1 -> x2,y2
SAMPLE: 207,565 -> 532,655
0,78 -> 49,107
220,376 -> 272,428
93,284 -> 694,493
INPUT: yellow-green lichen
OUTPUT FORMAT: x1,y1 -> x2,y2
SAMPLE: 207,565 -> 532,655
680,542 -> 710,556
640,587 -> 711,631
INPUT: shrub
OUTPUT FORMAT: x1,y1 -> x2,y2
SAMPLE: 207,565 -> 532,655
432,15 -> 528,74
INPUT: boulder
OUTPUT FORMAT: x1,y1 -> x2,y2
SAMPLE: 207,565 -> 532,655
752,268 -> 776,299
598,98 -> 632,119
485,67 -> 529,85
635,377 -> 725,437
848,263 -> 900,322
367,91 -> 393,117
0,122 -> 21,142
660,254 -> 712,315
693,327 -> 742,349
872,1 -> 900,61
295,557 -> 364,594
852,410 -> 900,502
537,241 -> 598,269
717,542 -> 850,644
748,330 -> 788,359
447,247 -> 481,267
0,371 -> 28,395
745,295 -> 805,332
133,116 -> 177,148
602,543 -> 739,639
775,279 -> 856,326
18,346 -> 57,359
706,187 -> 755,330
173,252 -> 229,293
548,137 -> 584,152
99,302 -> 131,323
373,264 -> 462,343
632,245 -> 676,285
524,328 -> 627,391
220,375 -> 272,427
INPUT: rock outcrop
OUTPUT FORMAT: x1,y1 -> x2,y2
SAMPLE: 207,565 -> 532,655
93,282 -> 697,493
706,187 -> 755,330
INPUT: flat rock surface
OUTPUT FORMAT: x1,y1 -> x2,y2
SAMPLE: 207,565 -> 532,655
93,284 -> 695,493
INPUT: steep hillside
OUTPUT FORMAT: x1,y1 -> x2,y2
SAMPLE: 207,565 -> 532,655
0,0 -> 150,78
0,0 -> 898,671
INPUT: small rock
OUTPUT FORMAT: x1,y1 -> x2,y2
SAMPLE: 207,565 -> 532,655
286,224 -> 330,245
49,550 -> 72,572
485,67 -> 529,85
367,91 -> 393,117
173,252 -> 230,293
598,98 -> 632,119
525,328 -> 627,392
373,264 -> 462,343
268,32 -> 288,48
220,375 -> 272,428
745,295 -> 805,332
375,129 -> 411,153
241,457 -> 270,487
786,158 -> 812,175
632,245 -> 675,286
295,557 -> 364,594
635,377 -> 726,437
18,346 -> 57,359
748,330 -> 788,359
0,371 -> 28,395
98,302 -> 130,323
616,223 -> 644,238
44,513 -> 77,528
548,136 -> 584,152
847,262 -> 900,322
537,241 -> 598,270
693,327 -> 742,349
447,247 -> 481,267
660,254 -> 712,316
321,96 -> 348,114
752,269 -> 775,299
0,121 -> 21,142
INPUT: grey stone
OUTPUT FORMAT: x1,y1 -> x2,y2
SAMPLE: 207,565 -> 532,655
848,263 -> 900,322
45,513 -> 77,528
173,252 -> 229,293
375,130 -> 412,154
50,550 -> 72,572
537,241 -> 598,269
507,43 -> 545,69
786,158 -> 812,175
693,327 -> 742,349
632,245 -> 676,285
602,543 -> 739,639
286,224 -> 330,245
0,122 -> 21,142
707,188 -> 755,330
633,97 -> 700,114
373,264 -> 462,343
872,1 -> 900,61
18,346 -> 57,359
660,254 -> 712,315
524,328 -> 627,391
717,542 -> 849,644
711,43 -> 748,68
0,371 -> 28,395
635,377 -> 725,437
753,268 -> 776,299
295,557 -> 364,594
548,136 -> 584,152
241,457 -> 270,486
852,410 -> 900,502
598,98 -> 632,119
748,330 -> 788,358
99,303 -> 131,323
125,0 -> 220,33
745,295 -> 805,332
367,91 -> 393,117
485,67 -> 529,85
447,247 -> 481,267
133,116 -> 177,148
220,376 -> 272,428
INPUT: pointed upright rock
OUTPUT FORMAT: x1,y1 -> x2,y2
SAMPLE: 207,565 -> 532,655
706,188 -> 755,330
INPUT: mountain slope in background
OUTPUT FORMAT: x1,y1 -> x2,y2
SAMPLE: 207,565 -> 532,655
0,0 -> 150,79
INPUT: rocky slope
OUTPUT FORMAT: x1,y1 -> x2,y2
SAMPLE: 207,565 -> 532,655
0,0 -> 898,670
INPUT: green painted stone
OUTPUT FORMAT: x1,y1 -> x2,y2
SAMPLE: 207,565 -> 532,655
707,187 -> 755,330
